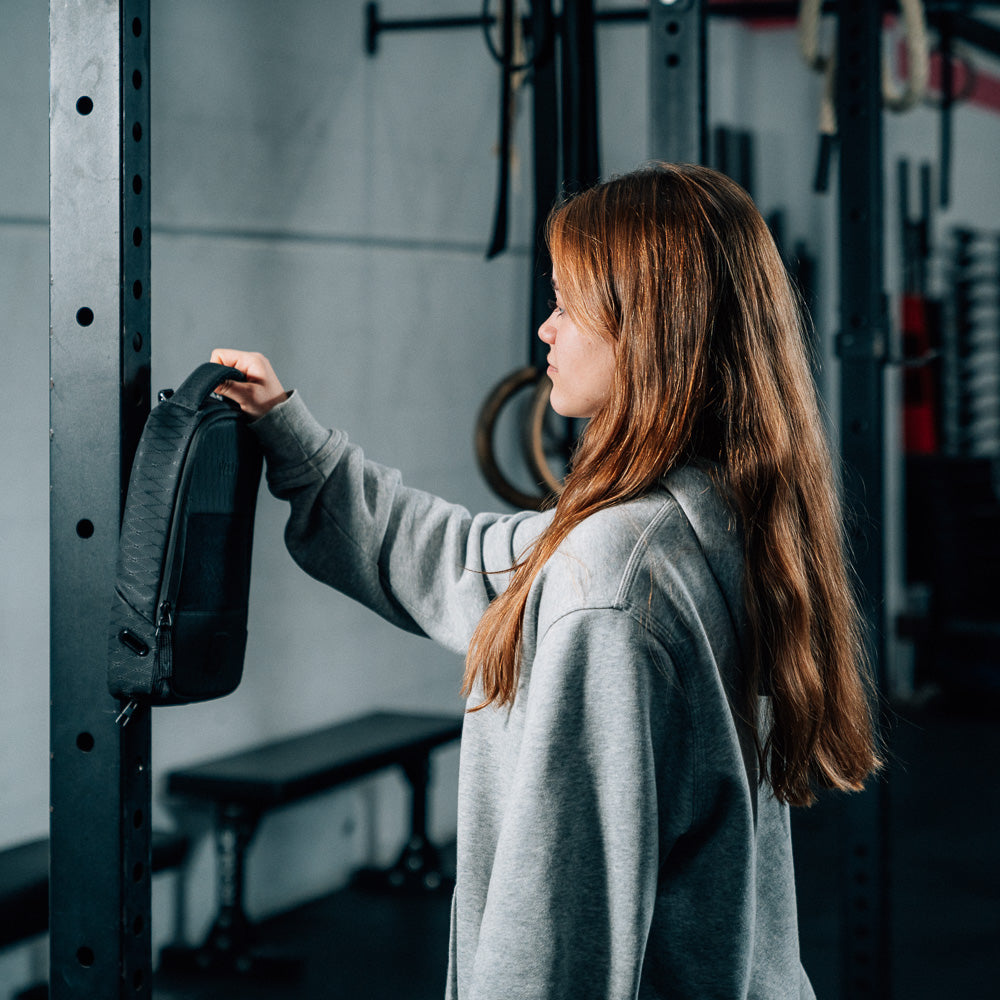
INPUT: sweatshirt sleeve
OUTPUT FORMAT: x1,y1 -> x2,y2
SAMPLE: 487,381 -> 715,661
249,391 -> 546,655
466,606 -> 684,1000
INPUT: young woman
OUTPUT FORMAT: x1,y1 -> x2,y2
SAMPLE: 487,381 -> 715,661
213,162 -> 880,1000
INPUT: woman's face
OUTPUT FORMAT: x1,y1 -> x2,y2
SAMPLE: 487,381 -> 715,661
537,266 -> 615,419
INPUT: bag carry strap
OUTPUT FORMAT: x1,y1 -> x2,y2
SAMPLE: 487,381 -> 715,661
168,362 -> 247,413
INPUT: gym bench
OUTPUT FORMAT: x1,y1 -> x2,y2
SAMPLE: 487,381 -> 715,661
161,710 -> 462,976
0,829 -> 190,999
0,829 -> 189,952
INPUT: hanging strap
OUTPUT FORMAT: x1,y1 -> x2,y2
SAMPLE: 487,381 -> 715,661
560,0 -> 600,192
486,0 -> 517,259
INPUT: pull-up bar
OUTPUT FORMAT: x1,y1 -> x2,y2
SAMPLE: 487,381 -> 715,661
366,1 -> 1000,59
364,1 -> 645,55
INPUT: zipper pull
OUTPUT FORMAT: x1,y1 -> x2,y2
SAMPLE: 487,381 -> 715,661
156,600 -> 173,630
154,600 -> 174,699
116,699 -> 140,727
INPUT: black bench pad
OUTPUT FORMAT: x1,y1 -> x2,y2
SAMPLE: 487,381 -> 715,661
166,711 -> 463,810
0,829 -> 190,950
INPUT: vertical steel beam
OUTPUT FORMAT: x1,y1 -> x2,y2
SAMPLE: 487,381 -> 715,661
49,2 -> 152,997
835,3 -> 890,999
648,0 -> 707,164
529,0 -> 559,369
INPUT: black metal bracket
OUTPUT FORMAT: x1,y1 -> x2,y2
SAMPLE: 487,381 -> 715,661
835,327 -> 889,362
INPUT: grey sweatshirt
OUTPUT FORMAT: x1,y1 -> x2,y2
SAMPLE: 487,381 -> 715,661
251,391 -> 816,1000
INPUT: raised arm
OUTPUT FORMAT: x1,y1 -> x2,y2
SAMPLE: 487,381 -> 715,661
211,350 -> 545,654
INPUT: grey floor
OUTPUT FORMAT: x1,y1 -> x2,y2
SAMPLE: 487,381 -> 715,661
148,691 -> 1000,1000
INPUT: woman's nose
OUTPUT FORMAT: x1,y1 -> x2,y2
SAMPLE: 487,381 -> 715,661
538,313 -> 556,344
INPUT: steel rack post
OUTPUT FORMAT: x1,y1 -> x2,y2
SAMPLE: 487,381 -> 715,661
834,2 -> 890,999
648,0 -> 707,164
49,1 -> 152,997
529,0 -> 559,369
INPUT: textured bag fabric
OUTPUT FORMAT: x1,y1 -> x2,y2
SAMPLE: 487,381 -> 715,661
108,362 -> 263,707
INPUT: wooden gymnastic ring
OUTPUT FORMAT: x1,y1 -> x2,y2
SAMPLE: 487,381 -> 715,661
525,375 -> 568,497
475,366 -> 553,511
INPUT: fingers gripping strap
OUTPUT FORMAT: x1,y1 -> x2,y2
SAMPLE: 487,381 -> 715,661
169,362 -> 246,412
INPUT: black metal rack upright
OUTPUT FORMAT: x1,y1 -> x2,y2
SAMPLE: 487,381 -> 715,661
49,2 -> 152,997
834,3 -> 890,998
648,0 -> 707,164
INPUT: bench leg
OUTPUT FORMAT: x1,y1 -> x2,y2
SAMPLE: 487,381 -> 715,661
353,752 -> 454,896
160,803 -> 301,979
203,802 -> 257,961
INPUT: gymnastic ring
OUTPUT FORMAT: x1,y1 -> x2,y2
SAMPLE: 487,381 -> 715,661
475,366 -> 554,511
525,374 -> 568,497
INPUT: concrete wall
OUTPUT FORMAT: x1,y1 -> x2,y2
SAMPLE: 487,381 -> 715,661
2,1 -> 999,993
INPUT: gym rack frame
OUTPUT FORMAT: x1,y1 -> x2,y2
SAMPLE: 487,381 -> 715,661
49,2 -> 152,997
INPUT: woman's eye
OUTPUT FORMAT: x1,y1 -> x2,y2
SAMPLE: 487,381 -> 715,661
547,299 -> 565,316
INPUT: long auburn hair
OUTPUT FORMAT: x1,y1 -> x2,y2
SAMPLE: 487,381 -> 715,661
463,163 -> 880,806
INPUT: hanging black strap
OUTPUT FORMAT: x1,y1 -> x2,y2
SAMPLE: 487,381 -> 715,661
560,0 -> 600,193
486,0 -> 517,259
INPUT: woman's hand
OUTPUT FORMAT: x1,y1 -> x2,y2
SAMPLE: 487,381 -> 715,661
210,349 -> 289,419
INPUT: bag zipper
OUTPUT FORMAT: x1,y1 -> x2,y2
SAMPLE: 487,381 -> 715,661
153,599 -> 174,698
